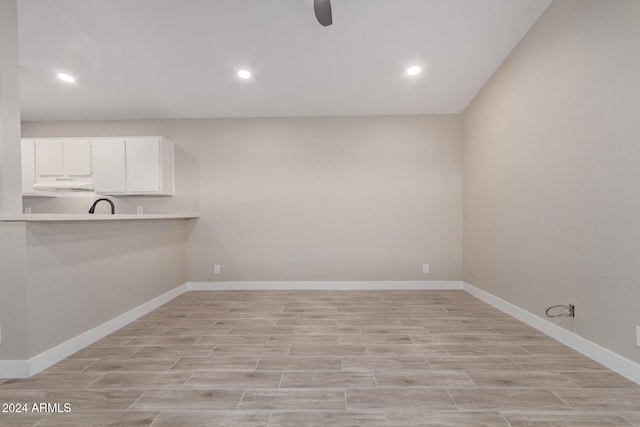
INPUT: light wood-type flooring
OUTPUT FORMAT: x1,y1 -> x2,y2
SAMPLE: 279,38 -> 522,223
1,290 -> 639,426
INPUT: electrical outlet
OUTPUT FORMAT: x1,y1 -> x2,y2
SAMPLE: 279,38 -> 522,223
136,206 -> 144,215
422,264 -> 429,273
636,326 -> 640,348
471,265 -> 476,276
214,265 -> 221,275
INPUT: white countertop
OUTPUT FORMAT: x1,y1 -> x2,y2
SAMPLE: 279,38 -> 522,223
1,213 -> 200,222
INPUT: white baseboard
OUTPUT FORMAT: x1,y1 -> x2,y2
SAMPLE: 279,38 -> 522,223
463,281 -> 640,386
0,360 -> 30,379
0,284 -> 188,379
187,281 -> 463,291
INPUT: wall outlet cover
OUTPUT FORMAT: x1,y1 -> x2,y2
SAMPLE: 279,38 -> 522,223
422,264 -> 430,273
214,265 -> 221,275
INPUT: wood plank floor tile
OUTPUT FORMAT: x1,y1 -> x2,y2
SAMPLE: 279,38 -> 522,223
0,373 -> 102,390
0,390 -> 145,410
31,411 -> 158,426
84,358 -> 179,372
171,356 -> 260,371
466,370 -> 579,388
386,410 -> 510,426
339,334 -> 414,345
347,388 -> 456,410
269,411 -> 389,427
280,370 -> 376,388
131,389 -> 244,410
448,389 -> 570,411
511,355 -> 608,371
553,389 -> 640,411
289,344 -> 367,356
238,389 -> 346,410
0,413 -> 43,426
4,290 -> 638,425
266,334 -> 340,344
622,413 -> 640,426
210,344 -> 290,356
519,344 -> 585,357
130,345 -> 214,358
442,344 -> 530,356
124,336 -> 203,347
365,344 -> 447,356
342,356 -> 430,370
67,347 -> 139,359
559,370 -> 640,389
374,369 -> 476,387
150,411 -> 270,427
196,335 -> 270,346
426,355 -> 522,371
293,325 -> 362,334
256,356 -> 342,371
184,370 -> 282,388
504,413 -> 634,426
88,372 -> 191,389
43,358 -> 99,373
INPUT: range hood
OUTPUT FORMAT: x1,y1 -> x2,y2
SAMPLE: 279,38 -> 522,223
32,177 -> 94,191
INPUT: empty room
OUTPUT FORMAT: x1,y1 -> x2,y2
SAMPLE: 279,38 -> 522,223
1,0 -> 639,425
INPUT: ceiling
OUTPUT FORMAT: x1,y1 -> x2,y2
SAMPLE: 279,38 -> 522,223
18,0 -> 551,121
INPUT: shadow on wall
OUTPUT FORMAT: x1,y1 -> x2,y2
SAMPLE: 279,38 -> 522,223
25,220 -> 186,268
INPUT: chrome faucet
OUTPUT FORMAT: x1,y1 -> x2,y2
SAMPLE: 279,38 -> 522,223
88,198 -> 115,214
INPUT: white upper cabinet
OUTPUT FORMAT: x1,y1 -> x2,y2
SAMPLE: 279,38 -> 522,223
126,137 -> 162,193
92,139 -> 127,194
125,137 -> 174,195
35,139 -> 92,178
64,140 -> 92,176
21,136 -> 174,197
92,137 -> 174,196
35,140 -> 64,176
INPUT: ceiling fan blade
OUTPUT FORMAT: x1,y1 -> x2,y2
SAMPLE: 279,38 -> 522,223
314,0 -> 333,26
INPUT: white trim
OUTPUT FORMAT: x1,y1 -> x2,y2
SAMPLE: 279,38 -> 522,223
0,360 -> 29,379
187,281 -> 463,291
462,281 -> 640,386
0,284 -> 188,379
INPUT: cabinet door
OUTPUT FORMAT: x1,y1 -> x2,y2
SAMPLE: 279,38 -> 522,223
92,139 -> 126,194
126,137 -> 160,193
35,140 -> 64,176
64,139 -> 92,176
21,139 -> 36,194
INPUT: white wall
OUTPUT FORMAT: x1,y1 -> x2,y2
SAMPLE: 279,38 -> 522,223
0,0 -> 21,215
0,223 -> 28,360
0,0 -> 28,363
23,115 -> 463,283
463,0 -> 640,363
24,220 -> 187,356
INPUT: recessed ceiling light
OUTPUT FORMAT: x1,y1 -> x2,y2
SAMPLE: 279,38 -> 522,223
406,66 -> 422,76
57,73 -> 76,83
237,69 -> 251,79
